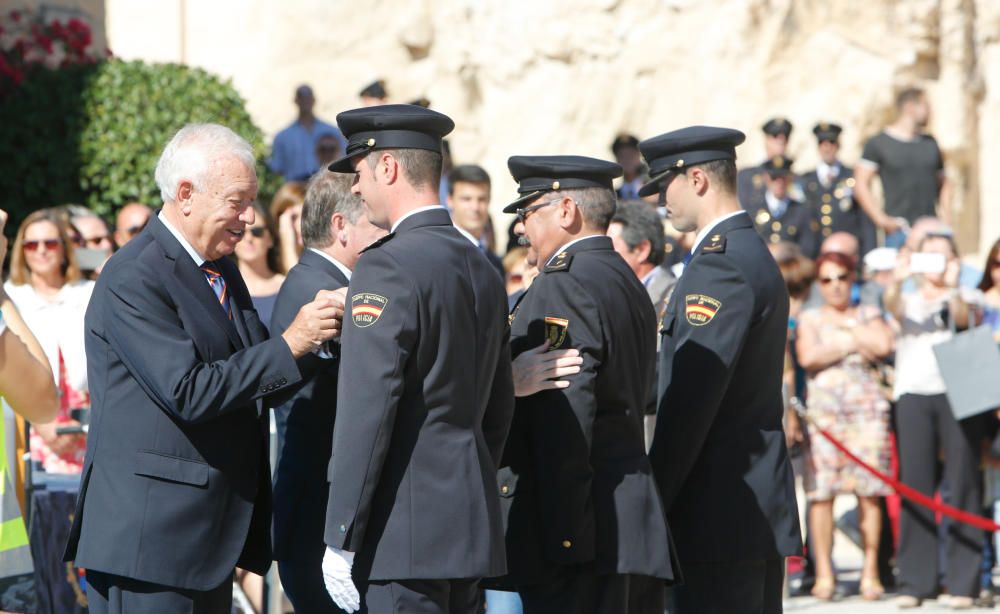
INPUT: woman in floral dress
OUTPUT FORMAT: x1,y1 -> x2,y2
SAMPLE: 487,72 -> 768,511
796,251 -> 894,600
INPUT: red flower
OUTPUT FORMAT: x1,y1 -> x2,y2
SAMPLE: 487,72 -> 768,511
9,10 -> 20,23
49,20 -> 66,38
67,18 -> 88,35
35,33 -> 52,53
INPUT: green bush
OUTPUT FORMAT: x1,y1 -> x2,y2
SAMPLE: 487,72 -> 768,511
0,59 -> 280,229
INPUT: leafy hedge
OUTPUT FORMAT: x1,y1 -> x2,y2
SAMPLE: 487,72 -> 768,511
0,59 -> 279,228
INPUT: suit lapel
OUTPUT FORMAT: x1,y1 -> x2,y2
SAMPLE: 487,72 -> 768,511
172,257 -> 246,350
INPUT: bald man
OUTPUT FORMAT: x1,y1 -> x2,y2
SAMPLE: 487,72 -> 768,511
114,202 -> 152,248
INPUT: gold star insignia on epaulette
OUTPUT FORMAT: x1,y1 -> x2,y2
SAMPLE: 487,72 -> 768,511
702,234 -> 726,253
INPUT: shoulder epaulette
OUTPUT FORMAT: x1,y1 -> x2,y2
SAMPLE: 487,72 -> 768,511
701,233 -> 727,254
543,250 -> 574,272
360,232 -> 395,253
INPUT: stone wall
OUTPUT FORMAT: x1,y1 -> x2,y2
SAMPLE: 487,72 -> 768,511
17,0 -> 1000,257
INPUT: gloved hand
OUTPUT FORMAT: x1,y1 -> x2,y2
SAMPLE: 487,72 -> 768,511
322,546 -> 360,612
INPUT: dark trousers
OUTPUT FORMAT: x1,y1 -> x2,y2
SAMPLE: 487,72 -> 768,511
361,578 -> 480,614
672,558 -> 784,614
895,393 -> 986,599
279,553 -> 344,613
518,567 -> 665,614
85,570 -> 232,614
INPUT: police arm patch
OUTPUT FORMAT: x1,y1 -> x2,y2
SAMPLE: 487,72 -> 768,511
544,316 -> 569,348
351,292 -> 388,327
685,294 -> 721,326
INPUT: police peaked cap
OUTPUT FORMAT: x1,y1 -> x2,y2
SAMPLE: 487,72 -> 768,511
637,126 -> 746,197
503,155 -> 622,213
327,104 -> 455,173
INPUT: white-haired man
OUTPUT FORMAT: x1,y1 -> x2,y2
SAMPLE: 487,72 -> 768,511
64,123 -> 344,613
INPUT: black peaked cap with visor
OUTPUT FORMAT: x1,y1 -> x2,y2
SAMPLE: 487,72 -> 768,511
503,155 -> 622,214
637,126 -> 746,198
327,104 -> 454,173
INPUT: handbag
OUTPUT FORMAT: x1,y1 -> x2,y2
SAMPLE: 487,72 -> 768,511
933,324 -> 1000,420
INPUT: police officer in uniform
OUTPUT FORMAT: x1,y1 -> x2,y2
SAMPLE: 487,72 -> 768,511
490,155 -> 676,614
798,122 -> 877,257
639,126 -> 802,614
737,117 -> 793,210
746,155 -> 820,258
320,104 -> 515,613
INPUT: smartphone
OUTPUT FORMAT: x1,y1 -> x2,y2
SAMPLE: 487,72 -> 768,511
910,252 -> 946,274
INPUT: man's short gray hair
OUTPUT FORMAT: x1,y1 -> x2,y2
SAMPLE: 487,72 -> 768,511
553,187 -> 617,231
301,171 -> 364,248
612,200 -> 666,266
154,123 -> 256,204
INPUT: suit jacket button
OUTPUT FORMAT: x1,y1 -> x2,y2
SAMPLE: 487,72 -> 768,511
500,485 -> 509,494
562,540 -> 572,549
339,524 -> 347,533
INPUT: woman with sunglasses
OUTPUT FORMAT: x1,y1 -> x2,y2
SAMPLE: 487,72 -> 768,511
795,250 -> 894,601
233,202 -> 285,334
4,208 -> 94,475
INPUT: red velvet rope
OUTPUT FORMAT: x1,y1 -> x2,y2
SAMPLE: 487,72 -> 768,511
806,418 -> 1000,532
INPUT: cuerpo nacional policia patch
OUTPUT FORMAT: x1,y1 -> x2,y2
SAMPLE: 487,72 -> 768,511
351,292 -> 388,328
684,294 -> 721,326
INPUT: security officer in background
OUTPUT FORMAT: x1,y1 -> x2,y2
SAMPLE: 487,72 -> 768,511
640,126 -> 802,614
798,122 -> 877,257
737,117 -> 793,210
321,104 -> 515,613
489,155 -> 676,614
746,155 -> 820,258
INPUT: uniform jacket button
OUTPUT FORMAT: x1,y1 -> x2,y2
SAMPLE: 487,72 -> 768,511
500,485 -> 509,494
562,540 -> 572,549
339,524 -> 347,533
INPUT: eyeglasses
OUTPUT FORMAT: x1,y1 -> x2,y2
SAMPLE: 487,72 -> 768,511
514,197 -> 566,223
248,227 -> 267,238
818,273 -> 850,285
23,239 -> 61,252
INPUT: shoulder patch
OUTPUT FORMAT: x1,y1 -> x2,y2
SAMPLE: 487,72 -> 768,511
544,317 -> 569,348
702,233 -> 726,254
543,250 -> 573,272
685,294 -> 721,326
360,232 -> 396,253
351,292 -> 388,327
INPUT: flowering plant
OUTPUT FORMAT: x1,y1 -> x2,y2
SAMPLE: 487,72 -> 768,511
0,8 -> 109,97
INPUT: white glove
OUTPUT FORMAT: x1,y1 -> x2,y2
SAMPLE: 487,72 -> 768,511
322,546 -> 360,612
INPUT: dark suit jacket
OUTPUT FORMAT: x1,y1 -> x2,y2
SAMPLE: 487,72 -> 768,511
798,163 -> 877,256
650,212 -> 802,563
324,208 -> 515,581
270,249 -> 349,561
64,214 -> 303,591
493,236 -> 676,586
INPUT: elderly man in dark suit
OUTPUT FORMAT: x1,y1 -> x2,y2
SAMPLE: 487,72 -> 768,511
641,126 -> 802,614
270,170 -> 386,612
321,104 -> 515,614
64,123 -> 343,613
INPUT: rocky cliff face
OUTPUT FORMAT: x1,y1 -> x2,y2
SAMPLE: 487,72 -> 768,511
103,0 -> 1000,255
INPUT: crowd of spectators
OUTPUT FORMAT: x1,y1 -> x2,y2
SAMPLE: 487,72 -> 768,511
5,79 -> 1000,612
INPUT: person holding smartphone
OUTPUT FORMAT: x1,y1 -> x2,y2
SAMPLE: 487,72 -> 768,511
883,232 -> 984,609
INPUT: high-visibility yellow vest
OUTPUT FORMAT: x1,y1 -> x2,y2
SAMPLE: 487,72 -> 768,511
0,401 -> 32,577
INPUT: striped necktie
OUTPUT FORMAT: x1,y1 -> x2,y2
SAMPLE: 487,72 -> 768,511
200,262 -> 232,320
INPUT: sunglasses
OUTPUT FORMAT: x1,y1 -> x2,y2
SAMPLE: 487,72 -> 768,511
819,273 -> 850,285
514,197 -> 566,223
125,222 -> 147,237
23,239 -> 61,252
248,227 -> 267,238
